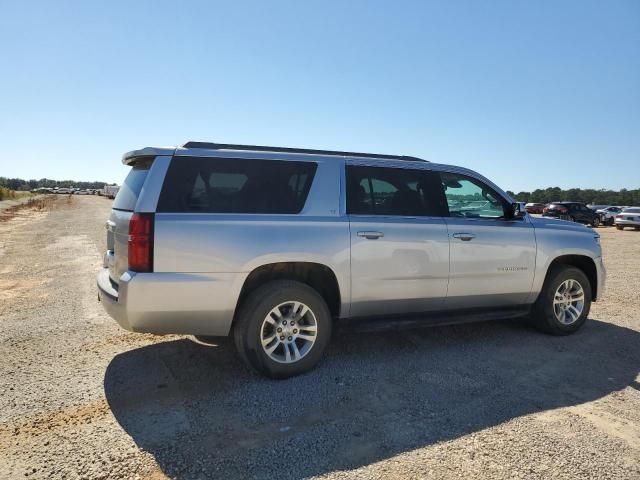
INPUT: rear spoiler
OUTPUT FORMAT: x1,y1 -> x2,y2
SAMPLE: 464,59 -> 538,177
122,147 -> 176,166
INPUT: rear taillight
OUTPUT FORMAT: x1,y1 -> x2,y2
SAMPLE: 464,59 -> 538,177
128,213 -> 153,272
615,214 -> 623,219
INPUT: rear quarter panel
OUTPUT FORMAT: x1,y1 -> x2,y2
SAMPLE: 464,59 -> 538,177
152,157 -> 351,317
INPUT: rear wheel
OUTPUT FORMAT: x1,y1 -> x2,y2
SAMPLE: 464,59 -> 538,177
233,280 -> 332,379
531,266 -> 591,335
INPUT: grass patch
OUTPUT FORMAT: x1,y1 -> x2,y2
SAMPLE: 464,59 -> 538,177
0,187 -> 32,201
0,195 -> 54,222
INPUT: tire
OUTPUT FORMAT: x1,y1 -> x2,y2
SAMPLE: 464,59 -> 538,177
591,217 -> 600,228
616,225 -> 624,230
569,216 -> 576,222
531,266 -> 591,335
233,280 -> 332,379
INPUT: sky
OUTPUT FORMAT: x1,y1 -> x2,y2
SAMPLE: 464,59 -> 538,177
0,0 -> 638,193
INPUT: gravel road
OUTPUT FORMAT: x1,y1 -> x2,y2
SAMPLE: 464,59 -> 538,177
1,196 -> 639,479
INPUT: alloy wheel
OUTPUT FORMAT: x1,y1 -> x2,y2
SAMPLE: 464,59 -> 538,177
553,279 -> 585,325
260,301 -> 318,364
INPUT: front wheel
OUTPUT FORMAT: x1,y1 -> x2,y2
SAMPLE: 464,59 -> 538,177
233,280 -> 332,379
531,266 -> 591,335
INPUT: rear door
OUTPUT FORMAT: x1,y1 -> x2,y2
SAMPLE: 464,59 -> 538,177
569,204 -> 584,222
579,204 -> 594,223
439,171 -> 537,309
347,163 -> 450,317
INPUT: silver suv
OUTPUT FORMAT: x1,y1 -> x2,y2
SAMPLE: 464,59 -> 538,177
97,142 -> 606,378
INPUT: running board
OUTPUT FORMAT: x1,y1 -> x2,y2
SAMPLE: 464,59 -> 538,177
341,306 -> 531,333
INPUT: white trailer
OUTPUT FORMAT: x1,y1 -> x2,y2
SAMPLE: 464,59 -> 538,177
103,185 -> 120,199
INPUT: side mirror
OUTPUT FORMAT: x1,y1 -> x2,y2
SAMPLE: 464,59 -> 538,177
512,202 -> 527,218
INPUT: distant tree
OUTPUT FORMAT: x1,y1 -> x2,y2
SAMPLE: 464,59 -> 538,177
507,186 -> 639,206
0,177 -> 108,191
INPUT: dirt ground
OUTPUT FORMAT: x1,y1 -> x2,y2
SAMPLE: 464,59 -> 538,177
0,196 -> 639,480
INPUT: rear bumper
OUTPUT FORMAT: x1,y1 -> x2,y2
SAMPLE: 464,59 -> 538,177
614,219 -> 640,227
97,268 -> 131,330
96,268 -> 245,336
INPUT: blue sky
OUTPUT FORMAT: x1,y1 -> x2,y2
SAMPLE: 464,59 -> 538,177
0,0 -> 638,192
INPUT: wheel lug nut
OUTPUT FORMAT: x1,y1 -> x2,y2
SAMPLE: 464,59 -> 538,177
282,320 -> 287,326
293,329 -> 298,334
280,336 -> 285,340
288,336 -> 292,341
277,328 -> 282,333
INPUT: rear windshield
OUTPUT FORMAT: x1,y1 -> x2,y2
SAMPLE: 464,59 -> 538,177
157,156 -> 317,214
112,163 -> 151,211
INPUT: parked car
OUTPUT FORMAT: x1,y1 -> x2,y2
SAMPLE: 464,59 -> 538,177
525,202 -> 545,214
97,142 -> 606,378
615,207 -> 640,230
542,202 -> 601,227
596,206 -> 623,226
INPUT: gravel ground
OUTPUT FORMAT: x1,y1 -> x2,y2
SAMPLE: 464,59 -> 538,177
0,196 -> 639,480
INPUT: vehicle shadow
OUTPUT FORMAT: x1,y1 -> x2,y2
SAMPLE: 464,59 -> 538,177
104,319 -> 640,479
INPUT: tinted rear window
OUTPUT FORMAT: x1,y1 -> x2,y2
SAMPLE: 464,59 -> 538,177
346,165 -> 445,216
112,164 -> 151,211
157,156 -> 317,214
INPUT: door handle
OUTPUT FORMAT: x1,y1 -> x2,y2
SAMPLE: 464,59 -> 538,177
357,231 -> 384,240
452,232 -> 476,241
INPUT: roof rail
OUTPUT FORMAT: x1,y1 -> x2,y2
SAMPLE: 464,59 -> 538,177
181,141 -> 427,162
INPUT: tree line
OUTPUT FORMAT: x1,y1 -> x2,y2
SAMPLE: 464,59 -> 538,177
506,187 -> 640,206
0,177 -> 114,191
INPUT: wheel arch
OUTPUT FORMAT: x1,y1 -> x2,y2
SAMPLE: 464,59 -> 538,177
234,262 -> 342,323
544,255 -> 598,300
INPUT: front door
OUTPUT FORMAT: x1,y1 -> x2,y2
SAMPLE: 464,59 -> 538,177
439,171 -> 537,309
347,164 -> 450,317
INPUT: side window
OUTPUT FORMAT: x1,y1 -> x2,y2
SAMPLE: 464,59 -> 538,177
113,163 -> 151,212
346,165 -> 443,216
440,172 -> 508,219
157,157 -> 317,214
